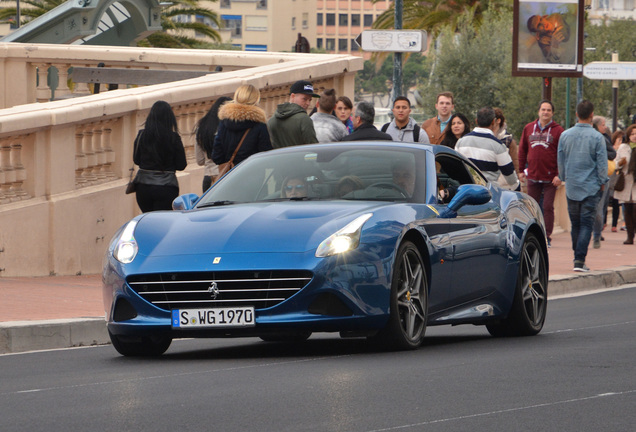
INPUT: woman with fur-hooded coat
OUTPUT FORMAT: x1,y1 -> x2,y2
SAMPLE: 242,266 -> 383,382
212,84 -> 272,167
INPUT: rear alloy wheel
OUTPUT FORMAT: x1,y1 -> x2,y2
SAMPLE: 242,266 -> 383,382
373,241 -> 427,350
109,330 -> 172,357
487,233 -> 547,337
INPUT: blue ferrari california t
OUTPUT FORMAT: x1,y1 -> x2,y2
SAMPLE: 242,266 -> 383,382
103,142 -> 548,356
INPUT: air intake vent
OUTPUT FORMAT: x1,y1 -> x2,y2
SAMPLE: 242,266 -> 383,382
127,270 -> 313,311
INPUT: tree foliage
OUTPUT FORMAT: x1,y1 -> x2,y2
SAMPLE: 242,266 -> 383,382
415,8 -> 635,138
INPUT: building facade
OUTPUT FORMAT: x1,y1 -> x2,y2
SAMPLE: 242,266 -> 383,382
587,0 -> 635,22
201,0 -> 317,52
315,0 -> 390,58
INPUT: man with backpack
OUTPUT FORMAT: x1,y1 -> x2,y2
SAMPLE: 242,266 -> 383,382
382,96 -> 430,144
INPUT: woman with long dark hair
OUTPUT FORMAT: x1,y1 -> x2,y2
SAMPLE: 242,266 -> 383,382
133,100 -> 187,212
439,113 -> 470,149
195,96 -> 232,192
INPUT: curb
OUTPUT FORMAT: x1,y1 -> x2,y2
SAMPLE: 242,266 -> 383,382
0,318 -> 108,355
2,266 -> 636,355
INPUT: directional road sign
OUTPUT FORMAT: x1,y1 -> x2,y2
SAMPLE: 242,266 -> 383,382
354,30 -> 427,53
583,62 -> 636,80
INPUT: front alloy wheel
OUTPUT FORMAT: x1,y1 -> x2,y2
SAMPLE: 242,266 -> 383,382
373,241 -> 428,350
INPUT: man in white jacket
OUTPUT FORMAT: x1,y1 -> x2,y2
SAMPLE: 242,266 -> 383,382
382,96 -> 430,144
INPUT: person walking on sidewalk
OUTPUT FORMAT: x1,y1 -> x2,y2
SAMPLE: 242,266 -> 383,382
557,100 -> 608,272
613,124 -> 636,245
518,100 -> 564,247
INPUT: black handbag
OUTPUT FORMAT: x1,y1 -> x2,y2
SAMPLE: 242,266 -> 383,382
125,167 -> 137,194
614,170 -> 625,192
125,131 -> 141,194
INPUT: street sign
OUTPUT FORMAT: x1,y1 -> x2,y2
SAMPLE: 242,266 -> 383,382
583,62 -> 636,80
354,30 -> 427,53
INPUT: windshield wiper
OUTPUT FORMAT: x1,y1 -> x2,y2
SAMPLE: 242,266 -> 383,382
198,200 -> 236,208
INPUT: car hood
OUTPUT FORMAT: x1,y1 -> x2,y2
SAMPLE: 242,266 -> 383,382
133,201 -> 399,256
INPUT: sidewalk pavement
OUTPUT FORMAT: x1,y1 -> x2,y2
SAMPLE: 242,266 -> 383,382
1,228 -> 635,354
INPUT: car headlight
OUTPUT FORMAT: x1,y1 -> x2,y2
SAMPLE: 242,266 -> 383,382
316,213 -> 372,257
113,220 -> 139,264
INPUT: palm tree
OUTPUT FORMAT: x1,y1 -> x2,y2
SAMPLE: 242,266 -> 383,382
140,0 -> 223,48
0,0 -> 222,49
372,0 -> 513,36
0,0 -> 67,25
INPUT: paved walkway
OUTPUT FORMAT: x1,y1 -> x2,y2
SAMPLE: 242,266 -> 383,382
1,227 -> 634,354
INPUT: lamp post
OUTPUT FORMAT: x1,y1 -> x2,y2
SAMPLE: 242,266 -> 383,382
392,0 -> 403,102
16,0 -> 20,28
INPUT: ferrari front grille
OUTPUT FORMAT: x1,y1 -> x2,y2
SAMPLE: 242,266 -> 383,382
127,270 -> 313,311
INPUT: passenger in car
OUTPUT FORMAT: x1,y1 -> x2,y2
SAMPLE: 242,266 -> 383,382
282,176 -> 308,198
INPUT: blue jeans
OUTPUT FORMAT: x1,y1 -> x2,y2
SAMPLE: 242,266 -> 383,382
567,190 -> 602,263
593,184 -> 611,240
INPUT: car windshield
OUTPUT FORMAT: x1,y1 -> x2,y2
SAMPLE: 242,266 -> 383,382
197,144 -> 429,206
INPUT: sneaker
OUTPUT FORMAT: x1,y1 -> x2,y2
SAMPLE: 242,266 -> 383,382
593,238 -> 601,249
611,227 -> 617,232
573,262 -> 590,272
621,225 -> 627,231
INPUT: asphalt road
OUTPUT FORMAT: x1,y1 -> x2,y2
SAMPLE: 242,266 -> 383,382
1,285 -> 635,432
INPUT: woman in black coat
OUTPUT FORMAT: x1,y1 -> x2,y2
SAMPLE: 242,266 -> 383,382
212,84 -> 272,168
133,100 -> 187,212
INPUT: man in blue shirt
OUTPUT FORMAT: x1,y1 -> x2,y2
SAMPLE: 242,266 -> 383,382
557,100 -> 608,272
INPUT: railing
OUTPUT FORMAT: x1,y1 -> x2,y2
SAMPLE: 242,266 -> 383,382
0,43 -> 362,276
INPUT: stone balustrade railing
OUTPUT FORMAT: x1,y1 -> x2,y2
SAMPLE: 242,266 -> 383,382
0,43 -> 362,276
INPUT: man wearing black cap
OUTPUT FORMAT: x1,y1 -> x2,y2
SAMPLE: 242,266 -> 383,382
268,80 -> 319,148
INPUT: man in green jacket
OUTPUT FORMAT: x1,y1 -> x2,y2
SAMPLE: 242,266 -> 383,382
268,80 -> 319,148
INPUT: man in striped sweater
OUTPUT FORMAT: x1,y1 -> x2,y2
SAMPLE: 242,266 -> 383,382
455,107 -> 520,191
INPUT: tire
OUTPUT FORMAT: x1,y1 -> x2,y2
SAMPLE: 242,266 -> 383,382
372,241 -> 428,350
109,330 -> 172,357
259,332 -> 312,343
487,233 -> 548,337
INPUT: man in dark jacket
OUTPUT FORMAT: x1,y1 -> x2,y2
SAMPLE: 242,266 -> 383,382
341,101 -> 392,142
268,80 -> 319,148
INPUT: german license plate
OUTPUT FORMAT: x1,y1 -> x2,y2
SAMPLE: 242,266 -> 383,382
172,307 -> 255,328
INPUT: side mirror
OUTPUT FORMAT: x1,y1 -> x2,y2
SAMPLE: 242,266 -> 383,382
438,184 -> 491,218
172,193 -> 199,211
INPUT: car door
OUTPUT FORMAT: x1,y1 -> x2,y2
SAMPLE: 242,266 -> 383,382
437,156 -> 509,304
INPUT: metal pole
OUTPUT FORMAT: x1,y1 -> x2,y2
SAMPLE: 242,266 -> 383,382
16,0 -> 20,28
392,0 -> 403,103
611,52 -> 619,132
565,78 -> 571,128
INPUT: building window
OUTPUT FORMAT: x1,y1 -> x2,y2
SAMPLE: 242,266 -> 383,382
364,14 -> 373,27
338,38 -> 348,51
326,38 -> 335,50
302,13 -> 308,29
317,13 -> 323,26
351,14 -> 360,26
339,14 -> 348,26
292,16 -> 296,30
326,13 -> 335,26
316,38 -> 323,49
257,0 -> 267,9
220,0 -> 230,8
246,15 -> 267,31
222,15 -> 242,38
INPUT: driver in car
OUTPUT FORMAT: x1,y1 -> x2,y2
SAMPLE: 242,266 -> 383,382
392,161 -> 416,197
